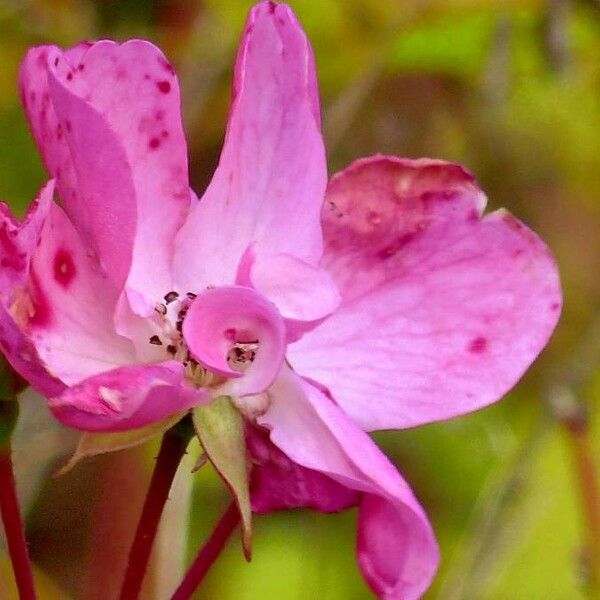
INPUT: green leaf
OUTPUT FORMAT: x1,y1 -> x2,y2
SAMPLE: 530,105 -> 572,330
193,396 -> 252,560
55,412 -> 186,476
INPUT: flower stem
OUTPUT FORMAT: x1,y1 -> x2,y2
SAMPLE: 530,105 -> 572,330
170,501 -> 240,600
118,419 -> 193,600
0,442 -> 36,600
563,410 -> 600,593
551,385 -> 600,594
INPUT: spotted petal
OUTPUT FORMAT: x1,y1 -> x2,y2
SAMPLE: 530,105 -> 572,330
20,40 -> 191,307
289,157 -> 561,431
26,202 -> 136,384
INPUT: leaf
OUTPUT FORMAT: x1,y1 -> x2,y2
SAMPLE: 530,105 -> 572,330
192,396 -> 252,560
55,412 -> 186,476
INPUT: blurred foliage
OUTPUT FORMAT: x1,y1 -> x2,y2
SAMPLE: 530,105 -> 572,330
0,0 -> 599,599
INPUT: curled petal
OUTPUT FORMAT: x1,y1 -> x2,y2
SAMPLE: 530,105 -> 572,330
237,248 -> 340,342
182,286 -> 285,396
256,366 -> 439,600
0,179 -> 54,294
0,180 -> 63,396
173,1 -> 327,291
289,156 -> 562,430
49,361 -> 208,432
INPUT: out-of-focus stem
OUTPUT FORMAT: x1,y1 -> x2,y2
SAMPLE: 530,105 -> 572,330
552,386 -> 600,595
569,423 -> 600,594
169,501 -> 239,600
118,422 -> 192,600
0,442 -> 36,600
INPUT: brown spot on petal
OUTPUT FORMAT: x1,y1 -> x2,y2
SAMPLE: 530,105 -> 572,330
468,336 -> 488,354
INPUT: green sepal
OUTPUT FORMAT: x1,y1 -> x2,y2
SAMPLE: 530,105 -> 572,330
192,396 -> 252,560
55,411 -> 187,476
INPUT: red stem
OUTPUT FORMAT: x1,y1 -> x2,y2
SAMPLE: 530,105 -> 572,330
0,444 -> 36,600
118,427 -> 191,600
170,502 -> 240,600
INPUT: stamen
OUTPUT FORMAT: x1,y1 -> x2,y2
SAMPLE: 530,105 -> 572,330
164,291 -> 179,304
149,335 -> 162,346
186,292 -> 197,300
166,344 -> 177,355
227,341 -> 259,371
154,303 -> 167,316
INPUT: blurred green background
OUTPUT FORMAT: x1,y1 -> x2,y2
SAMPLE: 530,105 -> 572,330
1,0 -> 599,598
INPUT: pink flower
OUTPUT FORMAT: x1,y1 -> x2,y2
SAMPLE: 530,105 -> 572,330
1,1 -> 560,598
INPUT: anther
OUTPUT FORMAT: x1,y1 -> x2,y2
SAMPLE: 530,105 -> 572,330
149,335 -> 162,346
166,344 -> 177,355
186,292 -> 197,300
155,303 -> 167,316
164,291 -> 179,304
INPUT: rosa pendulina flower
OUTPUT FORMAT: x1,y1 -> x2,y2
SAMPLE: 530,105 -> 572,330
1,1 -> 560,598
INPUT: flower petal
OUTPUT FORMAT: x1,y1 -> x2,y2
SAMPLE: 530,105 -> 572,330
25,201 -> 136,384
256,366 -> 439,600
49,361 -> 207,432
0,305 -> 64,398
289,156 -> 562,430
248,425 -> 359,513
173,1 -> 327,290
236,248 -> 340,342
0,180 -> 54,293
0,180 -> 64,396
20,41 -> 191,306
182,286 -> 285,396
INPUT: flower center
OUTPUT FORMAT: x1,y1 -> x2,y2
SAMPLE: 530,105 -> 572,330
147,290 -> 213,388
147,289 -> 261,389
